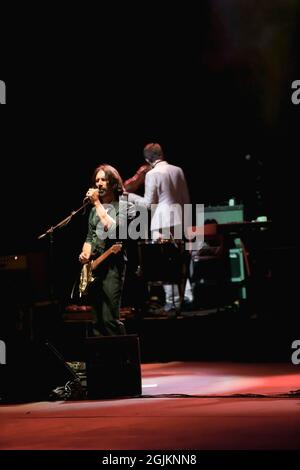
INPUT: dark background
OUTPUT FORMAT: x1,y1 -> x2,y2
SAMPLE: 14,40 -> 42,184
1,0 -> 299,304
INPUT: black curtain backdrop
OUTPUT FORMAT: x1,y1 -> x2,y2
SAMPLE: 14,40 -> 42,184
1,0 -> 299,302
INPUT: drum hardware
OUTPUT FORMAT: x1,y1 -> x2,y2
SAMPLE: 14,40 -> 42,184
137,239 -> 188,314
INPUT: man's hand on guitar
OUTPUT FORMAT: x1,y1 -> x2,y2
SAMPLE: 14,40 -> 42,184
79,252 -> 90,264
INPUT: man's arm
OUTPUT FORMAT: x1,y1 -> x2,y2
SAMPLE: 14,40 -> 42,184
87,188 -> 115,231
79,242 -> 92,263
181,170 -> 191,205
127,172 -> 158,208
94,201 -> 115,232
105,200 -> 136,239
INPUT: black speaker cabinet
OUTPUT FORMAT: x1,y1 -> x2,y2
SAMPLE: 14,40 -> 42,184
85,335 -> 142,399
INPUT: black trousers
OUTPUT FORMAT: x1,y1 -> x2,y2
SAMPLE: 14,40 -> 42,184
89,262 -> 126,336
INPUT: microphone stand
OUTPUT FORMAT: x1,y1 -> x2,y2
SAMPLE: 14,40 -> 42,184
37,200 -> 90,304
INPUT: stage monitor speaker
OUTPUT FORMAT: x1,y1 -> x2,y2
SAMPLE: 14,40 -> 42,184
229,248 -> 245,282
0,338 -> 78,403
203,205 -> 244,224
85,335 -> 142,399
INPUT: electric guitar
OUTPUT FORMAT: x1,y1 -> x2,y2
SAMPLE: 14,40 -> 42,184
79,243 -> 123,297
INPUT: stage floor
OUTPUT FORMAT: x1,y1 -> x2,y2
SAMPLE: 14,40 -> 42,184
1,361 -> 300,450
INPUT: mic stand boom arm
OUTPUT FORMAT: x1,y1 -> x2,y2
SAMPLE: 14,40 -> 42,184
37,199 -> 90,304
37,200 -> 90,240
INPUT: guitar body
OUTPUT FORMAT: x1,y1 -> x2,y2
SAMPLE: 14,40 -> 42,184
78,243 -> 122,297
79,261 -> 95,297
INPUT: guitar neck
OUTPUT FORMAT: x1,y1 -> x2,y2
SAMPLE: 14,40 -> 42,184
92,246 -> 116,271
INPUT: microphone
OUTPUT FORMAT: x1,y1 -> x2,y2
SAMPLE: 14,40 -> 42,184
84,188 -> 101,202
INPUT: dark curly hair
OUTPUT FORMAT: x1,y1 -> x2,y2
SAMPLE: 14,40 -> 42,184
92,164 -> 125,197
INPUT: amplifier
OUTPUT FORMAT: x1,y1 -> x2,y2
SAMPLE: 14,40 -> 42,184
203,205 -> 244,224
0,252 -> 48,302
0,254 -> 28,270
229,248 -> 245,282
